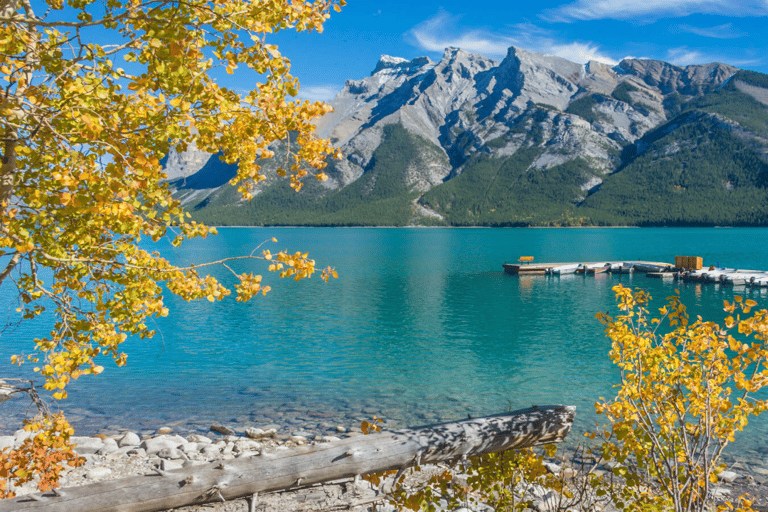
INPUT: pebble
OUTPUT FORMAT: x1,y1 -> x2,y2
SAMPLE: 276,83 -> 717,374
70,436 -> 105,455
718,470 -> 740,483
86,467 -> 112,480
160,459 -> 183,471
118,432 -> 141,447
156,427 -> 173,435
210,424 -> 234,436
140,434 -> 186,455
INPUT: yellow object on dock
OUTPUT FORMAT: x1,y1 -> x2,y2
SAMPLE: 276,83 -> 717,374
518,256 -> 535,264
675,255 -> 703,270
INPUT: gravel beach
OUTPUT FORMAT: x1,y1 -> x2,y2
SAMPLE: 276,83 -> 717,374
4,421 -> 768,512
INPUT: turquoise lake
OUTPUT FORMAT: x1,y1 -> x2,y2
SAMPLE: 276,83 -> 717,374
2,227 -> 768,461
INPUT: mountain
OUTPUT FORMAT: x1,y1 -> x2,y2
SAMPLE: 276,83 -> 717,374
165,46 -> 768,226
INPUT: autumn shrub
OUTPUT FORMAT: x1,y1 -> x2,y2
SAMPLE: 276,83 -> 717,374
589,285 -> 768,512
375,285 -> 768,512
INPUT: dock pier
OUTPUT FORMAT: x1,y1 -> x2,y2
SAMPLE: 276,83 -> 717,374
502,260 -> 768,288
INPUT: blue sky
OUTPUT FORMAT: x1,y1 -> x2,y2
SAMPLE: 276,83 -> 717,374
263,0 -> 768,102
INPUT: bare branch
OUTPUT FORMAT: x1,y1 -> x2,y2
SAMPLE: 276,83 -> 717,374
0,252 -> 21,286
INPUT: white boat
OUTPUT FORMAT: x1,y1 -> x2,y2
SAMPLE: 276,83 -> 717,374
547,263 -> 581,275
702,269 -> 735,282
611,263 -> 634,274
633,263 -> 672,273
722,274 -> 748,286
682,269 -> 708,281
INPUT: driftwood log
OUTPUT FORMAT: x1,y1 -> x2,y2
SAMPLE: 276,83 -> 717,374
1,405 -> 575,512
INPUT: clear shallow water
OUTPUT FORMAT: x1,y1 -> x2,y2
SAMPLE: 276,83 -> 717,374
2,227 -> 768,461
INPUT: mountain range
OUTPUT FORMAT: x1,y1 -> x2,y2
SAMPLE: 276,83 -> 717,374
165,46 -> 768,226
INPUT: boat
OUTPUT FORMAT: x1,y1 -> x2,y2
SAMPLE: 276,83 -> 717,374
587,265 -> 611,275
701,269 -> 735,282
576,262 -> 609,274
611,263 -> 634,274
633,263 -> 673,273
646,272 -> 676,279
547,263 -> 581,275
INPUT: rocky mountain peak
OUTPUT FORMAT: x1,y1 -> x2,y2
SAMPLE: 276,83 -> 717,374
615,58 -> 737,94
493,45 -> 584,110
370,55 -> 434,76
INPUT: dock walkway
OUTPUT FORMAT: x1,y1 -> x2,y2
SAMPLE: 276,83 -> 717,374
502,260 -> 768,288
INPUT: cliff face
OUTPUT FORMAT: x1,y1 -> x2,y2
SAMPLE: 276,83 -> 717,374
165,45 -> 768,226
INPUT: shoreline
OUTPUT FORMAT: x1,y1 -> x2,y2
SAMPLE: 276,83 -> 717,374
3,420 -> 768,510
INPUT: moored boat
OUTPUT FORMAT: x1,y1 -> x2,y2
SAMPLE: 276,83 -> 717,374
547,263 -> 581,275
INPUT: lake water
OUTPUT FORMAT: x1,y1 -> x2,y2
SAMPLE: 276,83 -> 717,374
2,227 -> 768,462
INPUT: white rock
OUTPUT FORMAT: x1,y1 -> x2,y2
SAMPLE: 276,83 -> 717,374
717,470 -> 739,483
140,434 -> 187,455
201,445 -> 220,459
236,451 -> 260,458
543,462 -> 561,474
14,429 -> 34,444
244,427 -> 264,439
97,443 -> 120,455
335,426 -> 347,433
118,431 -> 141,447
0,436 -> 15,451
160,459 -> 183,471
181,442 -> 199,454
71,436 -> 105,455
157,447 -> 182,459
87,467 -> 112,480
105,447 -> 134,460
234,440 -> 261,452
187,434 -> 212,444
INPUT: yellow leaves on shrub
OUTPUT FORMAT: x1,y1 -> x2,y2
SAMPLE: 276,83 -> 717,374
0,413 -> 83,498
591,284 -> 768,512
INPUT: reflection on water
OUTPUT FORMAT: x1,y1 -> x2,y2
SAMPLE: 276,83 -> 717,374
2,227 -> 768,463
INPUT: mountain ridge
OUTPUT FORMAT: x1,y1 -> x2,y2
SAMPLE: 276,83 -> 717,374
165,45 -> 768,226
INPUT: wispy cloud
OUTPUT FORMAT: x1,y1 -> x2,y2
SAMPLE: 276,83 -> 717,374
665,47 -> 707,66
544,0 -> 768,22
409,13 -> 617,64
676,23 -> 746,39
297,85 -> 340,102
410,11 -> 515,57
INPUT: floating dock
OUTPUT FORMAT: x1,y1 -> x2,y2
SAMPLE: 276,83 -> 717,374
502,261 -> 672,275
503,259 -> 768,288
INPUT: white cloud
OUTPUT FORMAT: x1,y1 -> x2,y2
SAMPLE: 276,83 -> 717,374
665,47 -> 707,66
410,11 -> 515,57
409,13 -> 617,64
548,42 -> 618,65
544,0 -> 768,22
297,85 -> 340,102
676,23 -> 746,39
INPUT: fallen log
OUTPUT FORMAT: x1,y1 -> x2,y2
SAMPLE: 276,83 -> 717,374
1,405 -> 575,512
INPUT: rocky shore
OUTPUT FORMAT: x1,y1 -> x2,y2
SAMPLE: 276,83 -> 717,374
4,421 -> 768,512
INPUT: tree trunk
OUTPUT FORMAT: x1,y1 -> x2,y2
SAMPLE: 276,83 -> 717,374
0,405 -> 575,512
